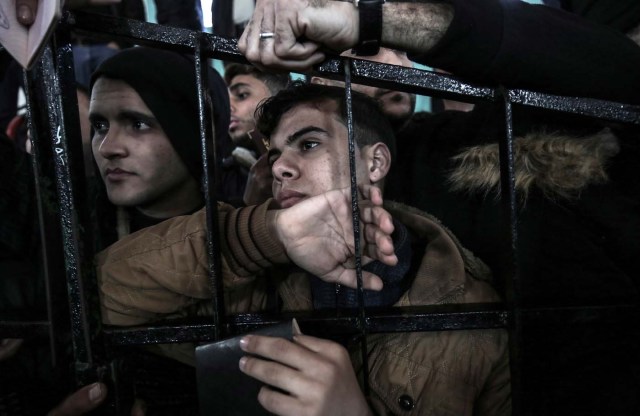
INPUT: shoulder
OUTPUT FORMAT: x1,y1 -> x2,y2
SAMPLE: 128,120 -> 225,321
386,201 -> 492,282
386,201 -> 498,305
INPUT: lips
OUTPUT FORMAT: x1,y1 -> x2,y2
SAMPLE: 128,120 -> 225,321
229,118 -> 240,130
105,167 -> 134,181
276,189 -> 306,208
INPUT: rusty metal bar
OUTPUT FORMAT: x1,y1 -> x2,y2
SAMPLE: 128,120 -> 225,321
33,43 -> 96,382
103,305 -> 509,346
101,302 -> 640,346
21,67 -> 63,365
192,33 -> 226,342
343,58 -> 371,395
498,87 -> 523,414
65,11 -> 640,124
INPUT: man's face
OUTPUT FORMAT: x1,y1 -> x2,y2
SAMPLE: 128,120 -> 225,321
89,78 -> 200,217
338,48 -> 416,127
228,74 -> 272,146
268,100 -> 371,208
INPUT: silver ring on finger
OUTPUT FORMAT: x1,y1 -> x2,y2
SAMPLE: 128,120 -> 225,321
259,32 -> 275,40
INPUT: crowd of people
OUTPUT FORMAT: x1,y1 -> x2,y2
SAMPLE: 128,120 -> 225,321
1,0 -> 639,414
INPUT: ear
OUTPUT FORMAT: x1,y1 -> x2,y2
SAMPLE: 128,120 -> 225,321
365,143 -> 391,185
310,76 -> 329,85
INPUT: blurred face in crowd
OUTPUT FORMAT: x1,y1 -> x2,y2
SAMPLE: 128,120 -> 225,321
268,100 -> 388,208
228,74 -> 272,146
313,48 -> 416,129
89,78 -> 201,218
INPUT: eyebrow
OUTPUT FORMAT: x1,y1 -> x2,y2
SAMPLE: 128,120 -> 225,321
286,126 -> 329,146
88,109 -> 157,125
229,82 -> 251,92
267,126 -> 329,161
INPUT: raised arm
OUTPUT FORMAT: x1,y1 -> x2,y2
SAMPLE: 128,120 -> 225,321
97,186 -> 396,325
239,0 -> 640,104
238,0 -> 452,72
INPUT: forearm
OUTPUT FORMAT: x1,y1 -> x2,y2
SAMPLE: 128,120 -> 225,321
380,2 -> 454,55
406,0 -> 640,103
96,203 -> 278,326
221,199 -> 289,276
325,0 -> 454,53
351,0 -> 640,103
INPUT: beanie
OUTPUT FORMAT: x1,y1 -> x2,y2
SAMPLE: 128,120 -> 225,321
90,47 -> 231,184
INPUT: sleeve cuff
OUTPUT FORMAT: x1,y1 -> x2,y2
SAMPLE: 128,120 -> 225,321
223,199 -> 289,275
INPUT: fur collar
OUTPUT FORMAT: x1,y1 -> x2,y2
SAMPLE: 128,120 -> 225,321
447,129 -> 620,201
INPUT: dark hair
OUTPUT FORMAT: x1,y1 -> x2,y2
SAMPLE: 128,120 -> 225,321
256,81 -> 396,162
224,64 -> 291,96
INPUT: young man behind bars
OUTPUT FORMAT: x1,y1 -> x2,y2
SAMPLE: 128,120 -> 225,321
96,83 -> 511,416
88,47 -> 236,243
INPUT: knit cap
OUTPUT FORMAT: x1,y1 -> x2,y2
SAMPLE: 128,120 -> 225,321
90,46 -> 231,183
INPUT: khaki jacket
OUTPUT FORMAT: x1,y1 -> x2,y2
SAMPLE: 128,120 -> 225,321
96,200 -> 510,415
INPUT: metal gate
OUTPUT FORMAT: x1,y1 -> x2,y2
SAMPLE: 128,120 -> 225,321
1,7 -> 639,415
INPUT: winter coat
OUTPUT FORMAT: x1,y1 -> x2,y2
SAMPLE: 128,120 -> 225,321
96,199 -> 510,415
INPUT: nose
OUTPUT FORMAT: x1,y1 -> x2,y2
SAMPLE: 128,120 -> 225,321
96,126 -> 127,160
229,94 -> 238,114
271,152 -> 299,182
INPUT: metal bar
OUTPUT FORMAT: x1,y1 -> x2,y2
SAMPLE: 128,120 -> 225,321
35,44 -> 94,376
104,322 -> 219,346
509,89 -> 640,125
317,57 -> 495,103
193,34 -> 225,341
100,302 -> 640,347
67,11 -> 242,62
52,22 -> 102,312
498,88 -> 523,415
343,58 -> 370,395
103,306 -> 509,346
65,12 -> 640,125
22,67 -> 64,367
522,304 -> 640,325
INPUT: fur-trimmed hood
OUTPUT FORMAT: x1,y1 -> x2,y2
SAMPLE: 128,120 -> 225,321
447,129 -> 620,200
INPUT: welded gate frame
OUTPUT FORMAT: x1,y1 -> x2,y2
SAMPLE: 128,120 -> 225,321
1,7 -> 639,415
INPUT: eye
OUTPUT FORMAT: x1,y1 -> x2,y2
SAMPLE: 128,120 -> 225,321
301,140 -> 319,151
131,120 -> 151,131
233,90 -> 250,101
91,120 -> 108,138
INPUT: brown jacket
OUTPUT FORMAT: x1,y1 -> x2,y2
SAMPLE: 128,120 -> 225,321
96,200 -> 510,415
